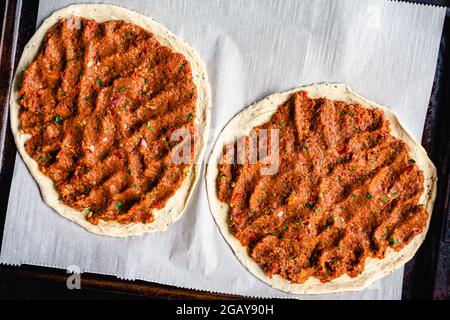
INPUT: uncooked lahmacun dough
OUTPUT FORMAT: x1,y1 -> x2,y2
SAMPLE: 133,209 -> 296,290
10,4 -> 211,237
205,83 -> 437,294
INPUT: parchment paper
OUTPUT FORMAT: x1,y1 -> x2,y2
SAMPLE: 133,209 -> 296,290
0,0 -> 445,299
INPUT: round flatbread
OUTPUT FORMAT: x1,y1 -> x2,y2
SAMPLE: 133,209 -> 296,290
205,83 -> 436,294
10,4 -> 211,237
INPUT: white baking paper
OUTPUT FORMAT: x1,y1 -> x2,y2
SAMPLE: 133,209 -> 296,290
0,0 -> 445,299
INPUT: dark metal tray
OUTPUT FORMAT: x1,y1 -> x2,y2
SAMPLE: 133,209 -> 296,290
0,0 -> 448,299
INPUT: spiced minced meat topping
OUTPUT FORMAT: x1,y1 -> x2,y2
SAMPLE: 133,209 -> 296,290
217,91 -> 428,283
18,18 -> 197,224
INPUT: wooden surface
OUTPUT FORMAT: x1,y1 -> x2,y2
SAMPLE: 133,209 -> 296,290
0,0 -> 449,300
401,6 -> 450,300
0,264 -> 241,299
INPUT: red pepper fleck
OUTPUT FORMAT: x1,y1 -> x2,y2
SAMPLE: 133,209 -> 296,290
337,146 -> 347,155
152,202 -> 163,209
232,193 -> 243,202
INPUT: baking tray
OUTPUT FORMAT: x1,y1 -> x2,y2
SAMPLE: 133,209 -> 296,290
0,0 -> 448,299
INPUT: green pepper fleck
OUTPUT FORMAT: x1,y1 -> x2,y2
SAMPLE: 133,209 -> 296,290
389,236 -> 398,245
381,196 -> 388,203
351,194 -> 356,199
283,225 -> 288,231
115,201 -> 123,210
39,155 -> 45,162
408,159 -> 416,164
185,113 -> 193,120
123,32 -> 134,40
365,192 -> 372,199
278,121 -> 283,127
305,203 -> 315,210
146,122 -> 153,130
55,116 -> 62,124
96,78 -> 103,86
